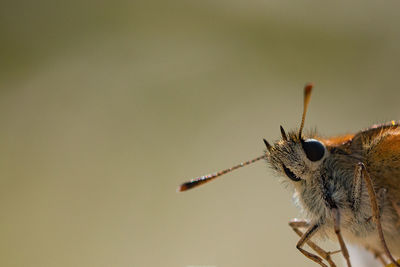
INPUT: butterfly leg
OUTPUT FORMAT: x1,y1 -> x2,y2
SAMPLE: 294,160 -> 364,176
364,188 -> 387,224
289,220 -> 338,267
354,164 -> 390,265
352,165 -> 363,211
356,162 -> 400,267
332,208 -> 352,267
353,172 -> 387,219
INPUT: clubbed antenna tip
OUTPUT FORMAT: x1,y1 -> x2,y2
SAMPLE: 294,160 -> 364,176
178,155 -> 267,191
298,82 -> 314,139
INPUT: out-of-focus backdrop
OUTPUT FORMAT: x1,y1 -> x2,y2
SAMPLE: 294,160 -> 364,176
1,1 -> 400,267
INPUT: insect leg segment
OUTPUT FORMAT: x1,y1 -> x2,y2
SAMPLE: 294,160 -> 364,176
332,208 -> 352,267
289,220 -> 338,267
352,165 -> 363,211
288,219 -> 310,229
366,188 -> 388,224
353,167 -> 387,219
289,220 -> 335,267
356,163 -> 400,267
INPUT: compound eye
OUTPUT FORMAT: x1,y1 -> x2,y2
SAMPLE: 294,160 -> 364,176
302,139 -> 325,162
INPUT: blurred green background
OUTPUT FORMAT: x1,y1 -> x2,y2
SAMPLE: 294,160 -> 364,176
1,1 -> 400,266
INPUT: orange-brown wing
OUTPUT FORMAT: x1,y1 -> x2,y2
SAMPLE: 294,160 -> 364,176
367,129 -> 400,160
352,120 -> 400,146
320,134 -> 355,147
321,121 -> 400,150
364,126 -> 400,183
361,124 -> 400,214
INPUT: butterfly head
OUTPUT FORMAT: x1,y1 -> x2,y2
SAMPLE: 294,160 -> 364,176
265,128 -> 327,183
263,83 -> 328,182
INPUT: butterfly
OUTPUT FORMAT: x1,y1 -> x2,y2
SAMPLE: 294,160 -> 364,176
179,83 -> 400,267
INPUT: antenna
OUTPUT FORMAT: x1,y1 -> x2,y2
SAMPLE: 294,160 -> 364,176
298,83 -> 313,139
178,154 -> 267,192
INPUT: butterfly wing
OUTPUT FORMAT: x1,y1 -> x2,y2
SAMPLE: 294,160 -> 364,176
320,120 -> 400,192
320,134 -> 355,147
321,121 -> 400,151
361,123 -> 400,192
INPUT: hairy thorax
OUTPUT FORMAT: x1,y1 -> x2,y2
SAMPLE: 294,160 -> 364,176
295,152 -> 400,256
